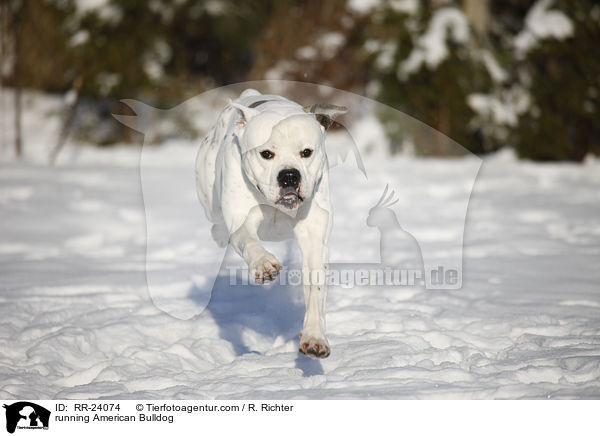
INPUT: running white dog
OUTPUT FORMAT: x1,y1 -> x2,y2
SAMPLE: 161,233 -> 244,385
195,89 -> 346,359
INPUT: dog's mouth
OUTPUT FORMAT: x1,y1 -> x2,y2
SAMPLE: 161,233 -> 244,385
276,187 -> 303,209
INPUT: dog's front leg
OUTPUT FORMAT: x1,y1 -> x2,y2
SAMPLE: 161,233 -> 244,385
228,205 -> 282,284
294,204 -> 331,359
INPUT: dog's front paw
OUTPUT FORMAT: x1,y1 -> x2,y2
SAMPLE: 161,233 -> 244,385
299,332 -> 330,359
250,253 -> 282,284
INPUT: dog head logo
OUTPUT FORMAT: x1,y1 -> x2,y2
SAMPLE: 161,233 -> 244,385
3,402 -> 50,433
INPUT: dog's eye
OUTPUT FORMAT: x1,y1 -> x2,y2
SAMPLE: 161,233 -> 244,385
300,148 -> 313,158
260,150 -> 275,160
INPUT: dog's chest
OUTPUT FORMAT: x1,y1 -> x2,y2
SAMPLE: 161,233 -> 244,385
256,207 -> 296,242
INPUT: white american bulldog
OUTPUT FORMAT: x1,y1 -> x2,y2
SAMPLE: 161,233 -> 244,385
195,89 -> 346,359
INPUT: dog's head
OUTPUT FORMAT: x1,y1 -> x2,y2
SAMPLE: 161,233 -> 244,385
232,102 -> 347,213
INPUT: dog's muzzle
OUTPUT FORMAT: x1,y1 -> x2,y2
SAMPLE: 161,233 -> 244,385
276,168 -> 303,209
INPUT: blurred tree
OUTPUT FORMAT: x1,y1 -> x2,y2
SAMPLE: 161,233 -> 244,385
5,0 -> 272,100
248,0 -> 367,91
1,0 -> 30,157
503,0 -> 600,161
164,0 -> 270,90
463,0 -> 490,35
3,0 -> 273,147
357,0 -> 504,155
2,0 -> 599,161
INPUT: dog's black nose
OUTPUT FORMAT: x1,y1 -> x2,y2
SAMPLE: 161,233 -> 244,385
277,168 -> 301,188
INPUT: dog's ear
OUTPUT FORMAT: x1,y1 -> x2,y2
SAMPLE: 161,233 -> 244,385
230,101 -> 260,127
303,104 -> 348,130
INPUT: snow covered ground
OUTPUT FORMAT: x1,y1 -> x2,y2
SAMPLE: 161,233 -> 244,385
1,92 -> 599,399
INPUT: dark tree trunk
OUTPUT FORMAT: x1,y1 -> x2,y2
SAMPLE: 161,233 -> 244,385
14,80 -> 22,157
8,0 -> 27,158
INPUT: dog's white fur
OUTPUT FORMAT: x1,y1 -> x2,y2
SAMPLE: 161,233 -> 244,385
195,89 -> 345,358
